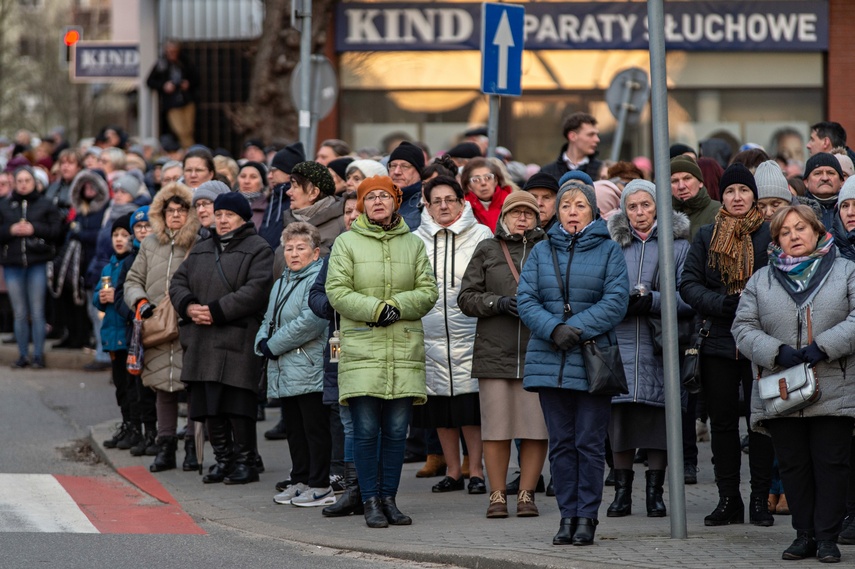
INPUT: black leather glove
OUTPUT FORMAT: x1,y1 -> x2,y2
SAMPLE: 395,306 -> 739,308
799,342 -> 827,367
496,296 -> 518,317
721,294 -> 740,316
551,324 -> 583,351
258,339 -> 277,360
138,301 -> 156,319
375,304 -> 401,327
625,293 -> 653,316
775,344 -> 804,369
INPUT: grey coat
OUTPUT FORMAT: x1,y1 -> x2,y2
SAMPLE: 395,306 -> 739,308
731,256 -> 855,435
607,211 -> 693,407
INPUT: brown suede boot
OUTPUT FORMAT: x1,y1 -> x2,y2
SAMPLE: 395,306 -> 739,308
416,454 -> 447,478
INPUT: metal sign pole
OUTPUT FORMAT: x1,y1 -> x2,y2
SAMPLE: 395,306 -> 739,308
609,79 -> 635,162
297,0 -> 313,159
648,0 -> 687,539
487,95 -> 500,158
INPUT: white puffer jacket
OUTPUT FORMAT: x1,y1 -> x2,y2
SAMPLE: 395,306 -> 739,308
416,203 -> 493,396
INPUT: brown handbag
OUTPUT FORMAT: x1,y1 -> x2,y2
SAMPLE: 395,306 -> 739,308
141,291 -> 179,348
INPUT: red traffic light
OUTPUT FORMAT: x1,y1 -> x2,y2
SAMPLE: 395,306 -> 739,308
63,29 -> 80,47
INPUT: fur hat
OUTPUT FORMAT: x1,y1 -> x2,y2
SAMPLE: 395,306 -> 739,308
193,180 -> 231,206
719,163 -> 757,200
356,176 -> 401,213
214,192 -> 252,222
670,156 -> 704,183
803,152 -> 844,181
389,141 -> 425,173
523,171 -> 559,194
500,190 -> 540,220
620,179 -> 657,212
270,142 -> 305,174
292,161 -> 336,196
754,160 -> 793,202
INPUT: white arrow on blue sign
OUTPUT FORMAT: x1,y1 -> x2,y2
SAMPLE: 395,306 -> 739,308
480,2 -> 525,97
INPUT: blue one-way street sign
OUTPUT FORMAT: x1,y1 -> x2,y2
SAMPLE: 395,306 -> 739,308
481,2 -> 524,97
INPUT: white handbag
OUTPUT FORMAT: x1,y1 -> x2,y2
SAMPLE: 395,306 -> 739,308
756,306 -> 821,417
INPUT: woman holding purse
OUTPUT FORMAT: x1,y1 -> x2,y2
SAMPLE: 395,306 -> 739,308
732,204 -> 855,563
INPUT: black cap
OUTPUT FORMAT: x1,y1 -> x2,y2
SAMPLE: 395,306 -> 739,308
464,126 -> 488,138
389,141 -> 425,172
214,192 -> 252,222
447,142 -> 482,159
327,157 -> 354,181
523,171 -> 560,194
669,143 -> 696,159
243,138 -> 264,151
111,212 -> 133,235
239,161 -> 268,188
270,142 -> 306,175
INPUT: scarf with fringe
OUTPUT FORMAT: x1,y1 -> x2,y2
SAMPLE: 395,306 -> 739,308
708,206 -> 764,294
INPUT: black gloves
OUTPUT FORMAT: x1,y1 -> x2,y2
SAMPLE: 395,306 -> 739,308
496,296 -> 518,317
551,324 -> 583,351
258,339 -> 277,360
625,293 -> 653,316
800,342 -> 827,367
138,301 -> 156,319
371,304 -> 401,327
721,294 -> 740,316
775,345 -> 803,369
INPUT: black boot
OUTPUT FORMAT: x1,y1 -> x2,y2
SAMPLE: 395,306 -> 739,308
203,417 -> 234,483
103,422 -> 130,449
606,469 -> 633,517
646,470 -> 666,517
149,436 -> 177,472
749,491 -> 774,526
571,517 -> 598,545
704,495 -> 744,526
363,496 -> 389,528
323,462 -> 363,517
183,438 -> 200,472
553,517 -> 577,545
131,425 -> 156,457
223,416 -> 259,485
379,496 -> 412,525
117,423 -> 143,450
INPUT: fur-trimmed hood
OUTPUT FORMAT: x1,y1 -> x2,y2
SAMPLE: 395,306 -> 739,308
607,210 -> 691,248
149,182 -> 200,249
70,169 -> 110,213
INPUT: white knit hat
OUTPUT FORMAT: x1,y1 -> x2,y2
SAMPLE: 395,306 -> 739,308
754,160 -> 793,202
838,175 -> 855,205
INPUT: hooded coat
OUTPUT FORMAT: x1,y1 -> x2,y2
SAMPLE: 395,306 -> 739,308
415,202 -> 493,396
607,211 -> 693,406
326,214 -> 438,405
69,169 -> 110,274
458,220 -> 547,380
124,183 -> 200,392
170,222 -> 274,393
517,219 -> 629,392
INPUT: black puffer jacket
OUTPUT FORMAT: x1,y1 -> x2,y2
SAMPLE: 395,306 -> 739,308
0,191 -> 63,267
680,221 -> 770,360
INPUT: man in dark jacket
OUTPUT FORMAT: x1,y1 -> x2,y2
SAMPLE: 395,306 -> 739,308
260,142 -> 305,251
523,171 -> 559,232
540,112 -> 602,182
146,41 -> 198,149
387,141 -> 424,231
803,152 -> 844,229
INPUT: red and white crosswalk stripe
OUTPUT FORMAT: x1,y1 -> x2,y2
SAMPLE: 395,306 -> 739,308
0,467 -> 205,534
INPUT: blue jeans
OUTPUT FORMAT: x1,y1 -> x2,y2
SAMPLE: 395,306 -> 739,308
5,264 -> 47,359
340,403 -> 354,463
350,396 -> 412,500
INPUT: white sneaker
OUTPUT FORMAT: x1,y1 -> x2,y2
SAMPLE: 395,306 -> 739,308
291,486 -> 336,507
273,482 -> 309,505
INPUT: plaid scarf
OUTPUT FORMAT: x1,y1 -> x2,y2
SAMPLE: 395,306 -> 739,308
768,232 -> 835,293
708,206 -> 765,294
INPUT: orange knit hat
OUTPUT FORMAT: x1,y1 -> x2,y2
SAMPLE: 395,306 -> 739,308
356,175 -> 403,212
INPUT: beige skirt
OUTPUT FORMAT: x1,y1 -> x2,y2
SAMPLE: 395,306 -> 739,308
479,378 -> 548,441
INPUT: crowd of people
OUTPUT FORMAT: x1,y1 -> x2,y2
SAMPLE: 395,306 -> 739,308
2,116 -> 855,561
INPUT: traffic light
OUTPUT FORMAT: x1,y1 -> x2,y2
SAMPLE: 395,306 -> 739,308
60,25 -> 82,68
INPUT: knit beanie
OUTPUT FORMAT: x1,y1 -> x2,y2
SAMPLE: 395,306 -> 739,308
754,160 -> 793,202
356,176 -> 402,213
239,161 -> 268,189
193,180 -> 231,206
620,179 -> 657,212
346,159 -> 388,179
838,176 -> 855,205
389,141 -> 425,173
214,192 -> 253,222
446,142 -> 482,159
270,141 -> 305,174
292,161 -> 336,196
523,171 -> 559,194
670,156 -> 704,183
111,212 -> 132,235
558,170 -> 594,188
500,190 -> 540,219
803,152 -> 844,180
719,162 -> 758,200
669,143 -> 696,159
112,174 -> 142,199
837,154 -> 855,179
556,179 -> 599,219
130,206 -> 149,230
327,157 -> 355,181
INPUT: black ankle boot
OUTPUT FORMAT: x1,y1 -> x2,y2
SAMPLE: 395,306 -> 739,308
131,426 -> 156,456
117,424 -> 142,450
606,469 -> 633,517
571,517 -> 598,545
183,438 -> 200,472
645,470 -> 666,517
202,416 -> 234,484
323,462 -> 363,517
704,495 -> 744,526
749,492 -> 774,526
103,422 -> 130,449
782,531 -> 817,560
379,496 -> 412,525
553,517 -> 577,545
363,496 -> 389,528
223,416 -> 259,485
149,436 -> 178,472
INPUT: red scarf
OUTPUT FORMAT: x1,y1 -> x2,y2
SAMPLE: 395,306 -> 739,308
464,185 -> 512,232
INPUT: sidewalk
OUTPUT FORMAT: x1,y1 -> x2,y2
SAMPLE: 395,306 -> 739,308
90,415 -> 814,569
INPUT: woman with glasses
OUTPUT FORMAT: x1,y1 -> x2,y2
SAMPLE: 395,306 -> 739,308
458,191 -> 549,518
182,147 -> 215,190
124,182 -> 200,474
326,175 -> 438,528
413,175 -> 493,494
461,157 -> 514,232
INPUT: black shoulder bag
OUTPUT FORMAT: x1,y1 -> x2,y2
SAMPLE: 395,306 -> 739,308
680,320 -> 711,394
551,244 -> 628,397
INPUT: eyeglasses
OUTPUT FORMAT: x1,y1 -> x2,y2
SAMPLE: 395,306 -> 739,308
165,206 -> 188,216
388,161 -> 414,172
430,197 -> 460,207
469,173 -> 495,185
364,192 -> 393,203
195,199 -> 213,209
134,222 -> 152,231
506,208 -> 535,219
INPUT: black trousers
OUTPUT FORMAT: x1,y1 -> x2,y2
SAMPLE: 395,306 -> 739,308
132,374 -> 157,428
700,356 -> 773,496
681,391 -> 699,466
282,392 -> 331,488
109,350 -> 136,424
766,416 -> 853,541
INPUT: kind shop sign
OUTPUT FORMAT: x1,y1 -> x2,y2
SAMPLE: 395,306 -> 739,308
335,1 -> 828,52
